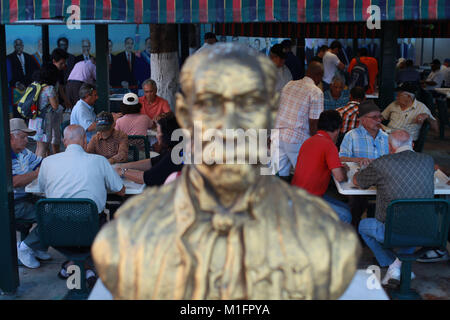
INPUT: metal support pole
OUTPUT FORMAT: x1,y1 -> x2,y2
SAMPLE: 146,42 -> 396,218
95,24 -> 110,113
41,25 -> 50,64
379,22 -> 398,110
0,24 -> 20,294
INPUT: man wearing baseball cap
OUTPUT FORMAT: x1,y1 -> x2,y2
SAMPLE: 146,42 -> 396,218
422,59 -> 445,90
270,43 -> 293,92
339,100 -> 389,228
10,118 -> 51,269
382,83 -> 438,142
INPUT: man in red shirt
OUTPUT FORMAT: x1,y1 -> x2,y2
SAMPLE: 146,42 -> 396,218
291,110 -> 352,223
139,79 -> 171,122
348,48 -> 378,94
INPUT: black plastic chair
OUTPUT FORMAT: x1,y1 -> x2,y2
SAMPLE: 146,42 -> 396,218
383,199 -> 450,300
128,135 -> 151,160
413,121 -> 430,153
36,198 -> 99,300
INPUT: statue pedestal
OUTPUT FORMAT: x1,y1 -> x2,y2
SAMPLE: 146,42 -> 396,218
89,269 -> 389,300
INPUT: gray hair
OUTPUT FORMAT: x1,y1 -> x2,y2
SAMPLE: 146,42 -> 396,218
142,79 -> 157,90
389,130 -> 413,149
63,125 -> 86,142
331,75 -> 345,86
79,83 -> 96,99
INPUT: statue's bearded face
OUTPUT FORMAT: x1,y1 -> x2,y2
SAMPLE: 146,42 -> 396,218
188,59 -> 271,191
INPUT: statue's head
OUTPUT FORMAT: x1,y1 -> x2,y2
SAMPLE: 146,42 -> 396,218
176,43 -> 279,192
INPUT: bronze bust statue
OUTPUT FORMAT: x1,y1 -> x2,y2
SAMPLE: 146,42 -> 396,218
92,44 -> 361,300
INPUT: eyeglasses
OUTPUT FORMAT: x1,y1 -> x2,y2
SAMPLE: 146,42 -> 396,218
365,115 -> 383,120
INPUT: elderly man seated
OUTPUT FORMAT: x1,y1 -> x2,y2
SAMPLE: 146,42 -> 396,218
38,124 -> 125,283
339,100 -> 389,228
86,112 -> 129,164
353,130 -> 435,285
382,83 -> 438,143
323,75 -> 350,110
10,118 -> 51,269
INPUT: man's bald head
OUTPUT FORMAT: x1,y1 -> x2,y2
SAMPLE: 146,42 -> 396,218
388,129 -> 413,153
63,125 -> 86,147
306,61 -> 324,85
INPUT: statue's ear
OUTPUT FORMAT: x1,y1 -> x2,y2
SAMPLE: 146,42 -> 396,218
175,92 -> 193,131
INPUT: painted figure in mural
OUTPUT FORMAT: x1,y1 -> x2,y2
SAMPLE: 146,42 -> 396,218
134,37 -> 151,88
112,37 -> 137,89
7,38 -> 39,90
75,39 -> 93,64
92,43 -> 360,300
32,39 -> 43,68
57,37 -> 77,82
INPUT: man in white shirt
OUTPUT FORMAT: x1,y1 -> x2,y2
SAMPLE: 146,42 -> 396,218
443,58 -> 450,87
322,40 -> 346,91
38,124 -> 125,218
269,44 -> 293,93
422,59 -> 445,90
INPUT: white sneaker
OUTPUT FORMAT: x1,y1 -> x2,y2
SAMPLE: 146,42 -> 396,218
34,250 -> 51,261
382,265 -> 416,285
17,242 -> 40,269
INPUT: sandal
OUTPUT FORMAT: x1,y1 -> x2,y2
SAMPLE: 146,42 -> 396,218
57,260 -> 73,280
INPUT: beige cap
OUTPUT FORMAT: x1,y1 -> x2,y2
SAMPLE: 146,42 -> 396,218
10,118 -> 36,136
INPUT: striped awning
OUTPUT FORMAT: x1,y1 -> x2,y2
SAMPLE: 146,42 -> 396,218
1,0 -> 449,24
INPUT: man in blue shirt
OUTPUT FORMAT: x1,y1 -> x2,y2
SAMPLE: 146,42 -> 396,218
395,59 -> 420,86
339,100 -> 389,228
323,76 -> 350,110
70,83 -> 98,143
10,118 -> 51,269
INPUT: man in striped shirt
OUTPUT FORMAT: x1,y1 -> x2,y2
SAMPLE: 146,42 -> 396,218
336,86 -> 366,146
273,61 -> 324,179
382,83 -> 438,142
10,118 -> 51,269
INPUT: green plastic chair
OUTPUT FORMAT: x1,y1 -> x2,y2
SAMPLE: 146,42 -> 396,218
383,199 -> 450,300
128,135 -> 151,159
36,198 -> 99,300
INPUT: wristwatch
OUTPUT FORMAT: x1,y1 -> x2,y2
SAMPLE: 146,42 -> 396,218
120,168 -> 128,178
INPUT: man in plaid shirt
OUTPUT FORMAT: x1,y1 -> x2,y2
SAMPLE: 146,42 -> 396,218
336,86 -> 366,146
273,62 -> 324,179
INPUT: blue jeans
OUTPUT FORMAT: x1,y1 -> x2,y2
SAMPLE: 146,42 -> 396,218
359,218 -> 415,267
323,195 -> 352,224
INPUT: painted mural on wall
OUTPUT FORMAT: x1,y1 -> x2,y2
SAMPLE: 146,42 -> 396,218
5,24 -> 150,101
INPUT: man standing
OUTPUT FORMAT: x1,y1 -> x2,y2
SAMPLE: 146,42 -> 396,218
269,44 -> 292,93
280,39 -> 303,80
348,48 -> 378,94
311,45 -> 328,64
354,130 -> 434,284
38,125 -> 125,222
382,83 -> 438,142
291,110 -> 352,224
322,40 -> 346,91
70,83 -> 98,143
274,61 -> 324,179
10,118 -> 51,269
66,57 -> 96,108
138,79 -> 171,121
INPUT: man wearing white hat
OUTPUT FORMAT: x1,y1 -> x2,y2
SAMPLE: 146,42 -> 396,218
10,118 -> 51,269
